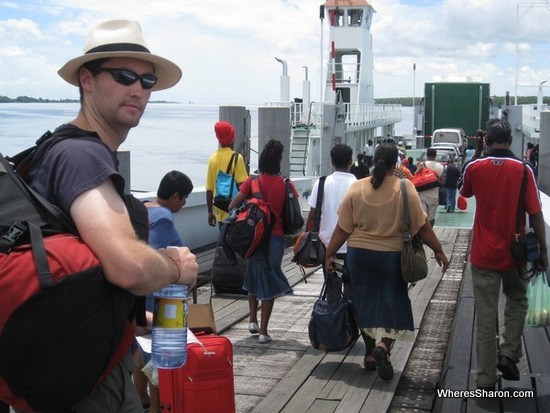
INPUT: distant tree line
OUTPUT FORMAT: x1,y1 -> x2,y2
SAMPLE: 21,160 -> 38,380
0,95 -> 173,103
2,94 -> 548,106
375,96 -> 550,107
0,95 -> 78,103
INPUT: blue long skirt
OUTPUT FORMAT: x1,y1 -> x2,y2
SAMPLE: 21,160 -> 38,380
346,247 -> 414,340
243,235 -> 293,301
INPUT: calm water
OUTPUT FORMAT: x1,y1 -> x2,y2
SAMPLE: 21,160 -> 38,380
0,103 -> 412,191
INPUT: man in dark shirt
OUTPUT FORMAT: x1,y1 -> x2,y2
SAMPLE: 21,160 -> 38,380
22,20 -> 198,412
349,153 -> 369,179
443,158 -> 461,212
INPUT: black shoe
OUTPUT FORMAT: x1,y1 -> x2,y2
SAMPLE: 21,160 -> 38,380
364,354 -> 377,371
373,346 -> 394,380
497,355 -> 520,381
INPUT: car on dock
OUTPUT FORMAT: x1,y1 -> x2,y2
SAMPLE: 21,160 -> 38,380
416,149 -> 456,167
431,128 -> 468,154
430,143 -> 463,167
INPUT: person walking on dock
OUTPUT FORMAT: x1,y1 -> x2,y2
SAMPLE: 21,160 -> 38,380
306,144 -> 356,297
349,152 -> 369,179
324,143 -> 449,381
460,118 -> 548,390
443,158 -> 461,212
363,139 -> 374,170
206,121 -> 248,228
415,148 -> 444,227
228,140 -> 295,344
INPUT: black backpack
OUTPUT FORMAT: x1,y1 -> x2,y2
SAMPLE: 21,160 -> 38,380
220,176 -> 273,264
0,127 -> 146,412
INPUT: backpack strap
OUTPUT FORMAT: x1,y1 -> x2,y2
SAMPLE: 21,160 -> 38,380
0,153 -> 76,254
514,162 -> 528,236
312,176 -> 326,232
251,175 -> 262,199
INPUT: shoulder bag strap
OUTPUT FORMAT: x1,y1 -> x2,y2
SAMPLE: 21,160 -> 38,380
226,152 -> 238,174
225,152 -> 238,197
251,175 -> 262,199
313,176 -> 326,232
400,179 -> 412,242
514,162 -> 528,236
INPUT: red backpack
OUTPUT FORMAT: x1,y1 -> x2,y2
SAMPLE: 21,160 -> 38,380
0,127 -> 144,412
411,165 -> 440,191
220,176 -> 273,263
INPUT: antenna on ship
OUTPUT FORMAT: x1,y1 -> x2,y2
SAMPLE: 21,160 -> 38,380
319,5 -> 325,103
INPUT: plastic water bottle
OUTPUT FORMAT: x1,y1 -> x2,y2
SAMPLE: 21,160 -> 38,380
151,283 -> 188,369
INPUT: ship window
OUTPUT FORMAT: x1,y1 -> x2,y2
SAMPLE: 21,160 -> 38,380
341,54 -> 360,83
330,9 -> 345,27
348,9 -> 363,26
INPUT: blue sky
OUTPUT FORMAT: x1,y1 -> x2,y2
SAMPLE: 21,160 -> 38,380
1,0 -> 548,104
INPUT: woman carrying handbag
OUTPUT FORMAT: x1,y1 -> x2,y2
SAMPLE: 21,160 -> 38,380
324,143 -> 449,381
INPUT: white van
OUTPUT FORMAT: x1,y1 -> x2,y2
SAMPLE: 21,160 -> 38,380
431,128 -> 468,154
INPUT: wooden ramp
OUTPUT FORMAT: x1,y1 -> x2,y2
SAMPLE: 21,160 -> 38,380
191,227 -> 465,412
191,225 -> 549,412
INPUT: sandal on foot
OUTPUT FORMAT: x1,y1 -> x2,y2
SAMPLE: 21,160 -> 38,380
364,355 -> 377,371
373,346 -> 394,381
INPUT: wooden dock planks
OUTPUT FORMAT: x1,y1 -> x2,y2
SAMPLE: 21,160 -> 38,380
189,226 -> 550,412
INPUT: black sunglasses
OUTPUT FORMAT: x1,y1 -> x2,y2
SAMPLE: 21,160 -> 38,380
95,68 -> 157,90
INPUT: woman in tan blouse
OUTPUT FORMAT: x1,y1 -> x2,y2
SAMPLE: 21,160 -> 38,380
325,143 -> 449,381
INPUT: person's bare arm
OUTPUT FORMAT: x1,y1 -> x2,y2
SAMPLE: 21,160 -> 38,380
228,191 -> 246,210
324,224 -> 351,271
416,218 -> 449,272
70,180 -> 198,296
206,189 -> 216,226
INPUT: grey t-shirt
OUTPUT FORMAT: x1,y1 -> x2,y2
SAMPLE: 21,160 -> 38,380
26,125 -> 125,214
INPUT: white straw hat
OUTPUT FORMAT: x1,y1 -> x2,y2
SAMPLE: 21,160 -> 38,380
58,20 -> 182,91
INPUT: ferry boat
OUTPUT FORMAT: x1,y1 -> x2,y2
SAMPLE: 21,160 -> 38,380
262,0 -> 402,178
157,0 -> 403,251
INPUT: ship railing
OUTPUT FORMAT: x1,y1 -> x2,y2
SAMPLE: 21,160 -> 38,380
344,103 -> 402,129
264,101 -> 402,130
263,102 -> 323,130
522,104 -> 547,140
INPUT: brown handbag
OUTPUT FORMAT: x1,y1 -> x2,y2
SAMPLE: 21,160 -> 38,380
400,179 -> 428,283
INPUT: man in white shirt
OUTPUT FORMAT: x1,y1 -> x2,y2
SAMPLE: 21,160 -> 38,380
306,144 -> 356,266
363,139 -> 374,169
416,148 -> 445,227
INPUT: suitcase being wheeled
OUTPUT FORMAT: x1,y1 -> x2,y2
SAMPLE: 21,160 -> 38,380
158,334 -> 235,413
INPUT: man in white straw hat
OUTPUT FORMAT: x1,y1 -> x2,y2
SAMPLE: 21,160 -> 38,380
6,20 -> 197,412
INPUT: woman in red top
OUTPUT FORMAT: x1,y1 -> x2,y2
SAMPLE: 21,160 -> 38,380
229,140 -> 295,343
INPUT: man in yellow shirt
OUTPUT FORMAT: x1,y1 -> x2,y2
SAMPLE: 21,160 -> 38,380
206,121 -> 248,227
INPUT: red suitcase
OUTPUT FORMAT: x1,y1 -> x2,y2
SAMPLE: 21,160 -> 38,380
158,334 -> 235,413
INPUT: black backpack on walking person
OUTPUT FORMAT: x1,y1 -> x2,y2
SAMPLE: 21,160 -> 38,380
0,127 -> 145,412
220,175 -> 274,264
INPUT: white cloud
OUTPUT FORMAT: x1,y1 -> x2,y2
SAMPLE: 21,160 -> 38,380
1,0 -> 549,102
